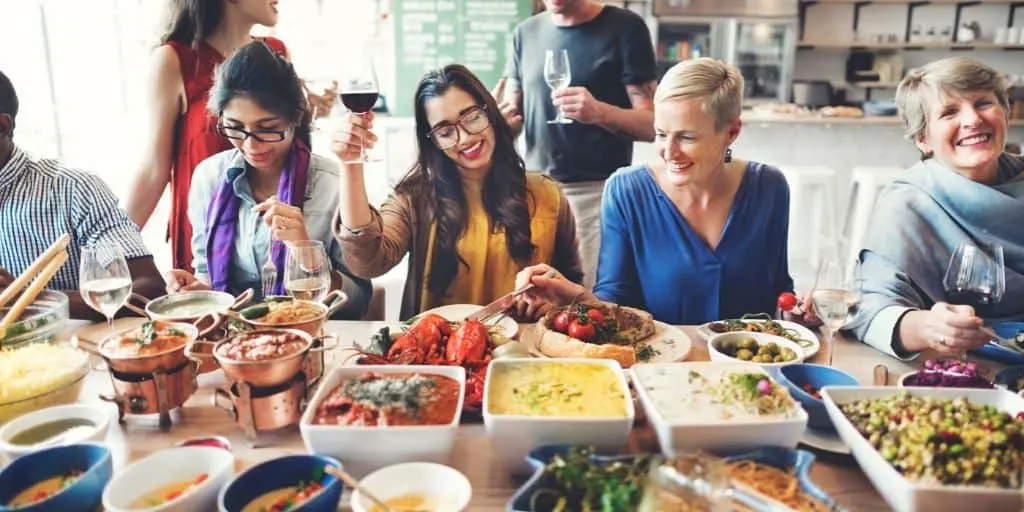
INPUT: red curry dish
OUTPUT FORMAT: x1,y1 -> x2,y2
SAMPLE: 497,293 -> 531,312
313,372 -> 461,426
102,321 -> 192,357
216,331 -> 308,361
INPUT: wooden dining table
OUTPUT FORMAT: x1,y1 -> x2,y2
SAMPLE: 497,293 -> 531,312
65,318 -> 1002,512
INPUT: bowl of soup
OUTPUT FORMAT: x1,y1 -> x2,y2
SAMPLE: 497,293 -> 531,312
0,442 -> 112,512
102,446 -> 234,512
350,462 -> 471,512
482,358 -> 635,475
98,320 -> 199,375
218,454 -> 343,512
0,404 -> 111,462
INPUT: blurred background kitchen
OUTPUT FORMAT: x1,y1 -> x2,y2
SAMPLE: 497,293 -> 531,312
1,0 -> 1021,320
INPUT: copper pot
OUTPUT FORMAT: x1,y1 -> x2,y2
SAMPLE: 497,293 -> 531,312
126,289 -> 254,338
235,290 -> 348,336
98,321 -> 200,375
187,328 -> 333,387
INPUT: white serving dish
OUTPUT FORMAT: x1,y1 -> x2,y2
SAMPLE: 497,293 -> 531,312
0,404 -> 112,463
102,446 -> 235,512
630,362 -> 807,456
482,358 -> 635,475
350,462 -> 472,512
418,303 -> 519,339
707,332 -> 807,368
300,364 -> 466,477
821,386 -> 1024,512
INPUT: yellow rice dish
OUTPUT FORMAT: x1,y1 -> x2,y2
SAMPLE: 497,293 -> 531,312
0,343 -> 89,424
487,361 -> 628,417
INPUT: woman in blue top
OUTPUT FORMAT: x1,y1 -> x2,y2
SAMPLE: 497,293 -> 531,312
513,58 -> 793,324
163,41 -> 370,318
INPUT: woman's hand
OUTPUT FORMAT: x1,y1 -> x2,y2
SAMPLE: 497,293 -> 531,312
512,264 -> 592,319
918,302 -> 990,353
252,197 -> 310,242
164,270 -> 210,294
330,112 -> 378,164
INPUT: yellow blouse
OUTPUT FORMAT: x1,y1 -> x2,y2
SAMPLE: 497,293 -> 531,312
420,173 -> 562,309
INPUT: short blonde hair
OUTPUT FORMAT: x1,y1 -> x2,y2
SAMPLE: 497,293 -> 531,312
654,58 -> 744,131
896,57 -> 1009,140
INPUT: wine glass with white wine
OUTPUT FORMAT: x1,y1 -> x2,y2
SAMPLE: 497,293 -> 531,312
284,240 -> 331,302
79,243 -> 132,336
811,259 -> 863,367
544,49 -> 573,124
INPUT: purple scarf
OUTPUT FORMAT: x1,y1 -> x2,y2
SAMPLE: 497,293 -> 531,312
205,140 -> 311,295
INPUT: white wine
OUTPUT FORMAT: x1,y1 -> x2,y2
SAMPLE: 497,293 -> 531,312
81,277 -> 132,318
545,74 -> 570,91
286,277 -> 329,302
812,288 -> 861,331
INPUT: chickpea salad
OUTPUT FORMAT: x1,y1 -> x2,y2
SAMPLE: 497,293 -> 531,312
841,392 -> 1024,488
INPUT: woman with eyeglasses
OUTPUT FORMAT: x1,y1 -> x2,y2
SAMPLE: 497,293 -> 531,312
163,41 -> 371,318
330,64 -> 582,321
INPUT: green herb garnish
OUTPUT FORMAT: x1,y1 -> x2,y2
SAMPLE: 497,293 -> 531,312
529,446 -> 653,512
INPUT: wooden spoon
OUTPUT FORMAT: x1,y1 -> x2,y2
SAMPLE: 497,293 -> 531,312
323,466 -> 397,512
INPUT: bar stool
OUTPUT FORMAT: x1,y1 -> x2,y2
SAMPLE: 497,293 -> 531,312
777,165 -> 842,266
843,166 -> 905,264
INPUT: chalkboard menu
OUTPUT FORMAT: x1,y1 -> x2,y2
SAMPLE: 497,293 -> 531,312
392,0 -> 534,117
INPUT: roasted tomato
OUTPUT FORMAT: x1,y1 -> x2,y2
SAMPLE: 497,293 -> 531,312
553,311 -> 571,333
777,292 -> 798,312
568,319 -> 596,342
586,308 -> 605,324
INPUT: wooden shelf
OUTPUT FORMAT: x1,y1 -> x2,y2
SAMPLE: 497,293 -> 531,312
798,41 -> 1024,50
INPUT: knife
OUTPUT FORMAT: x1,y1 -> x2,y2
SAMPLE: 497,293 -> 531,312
465,269 -> 557,323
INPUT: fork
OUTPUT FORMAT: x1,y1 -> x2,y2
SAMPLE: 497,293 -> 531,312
261,241 -> 277,298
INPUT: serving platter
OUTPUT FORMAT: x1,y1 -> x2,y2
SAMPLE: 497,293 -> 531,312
520,320 -> 692,365
799,426 -> 851,455
415,303 -> 519,339
697,318 -> 820,359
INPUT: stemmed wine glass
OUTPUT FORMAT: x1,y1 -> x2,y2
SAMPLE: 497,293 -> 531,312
284,240 -> 331,302
79,243 -> 132,336
943,242 -> 1005,358
544,49 -> 573,125
339,55 -> 381,163
810,259 -> 863,367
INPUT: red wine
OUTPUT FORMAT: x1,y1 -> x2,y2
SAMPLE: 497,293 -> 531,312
947,289 -> 996,305
341,92 -> 378,113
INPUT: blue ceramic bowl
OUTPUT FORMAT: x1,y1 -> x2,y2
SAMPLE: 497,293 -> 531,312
506,445 -> 837,512
219,454 -> 343,512
0,443 -> 112,512
972,322 -> 1024,365
777,363 -> 858,430
994,366 -> 1024,392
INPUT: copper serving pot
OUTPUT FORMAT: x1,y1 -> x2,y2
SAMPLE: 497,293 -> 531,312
97,321 -> 201,375
235,290 -> 348,336
186,328 -> 333,388
126,289 -> 254,338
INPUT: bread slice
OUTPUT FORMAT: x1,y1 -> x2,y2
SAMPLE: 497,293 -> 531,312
529,302 -> 656,368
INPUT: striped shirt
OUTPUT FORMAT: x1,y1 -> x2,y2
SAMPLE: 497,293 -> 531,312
0,145 -> 151,290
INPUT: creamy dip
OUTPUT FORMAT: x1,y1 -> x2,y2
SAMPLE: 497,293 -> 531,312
634,364 -> 800,423
152,297 -> 225,318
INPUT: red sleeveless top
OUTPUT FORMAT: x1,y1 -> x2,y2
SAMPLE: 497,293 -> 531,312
164,37 -> 287,272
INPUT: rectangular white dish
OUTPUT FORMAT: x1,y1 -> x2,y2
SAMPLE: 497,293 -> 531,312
821,386 -> 1024,512
482,358 -> 634,475
630,362 -> 807,456
299,364 -> 465,477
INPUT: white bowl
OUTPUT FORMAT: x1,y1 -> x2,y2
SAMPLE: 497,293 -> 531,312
707,331 -> 807,367
0,403 -> 111,462
350,462 -> 472,512
630,362 -> 807,456
300,365 -> 465,477
102,446 -> 235,512
482,358 -> 635,475
821,386 -> 1024,512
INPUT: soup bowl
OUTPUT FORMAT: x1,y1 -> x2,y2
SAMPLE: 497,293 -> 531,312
351,462 -> 472,512
0,404 -> 112,463
218,454 -> 343,512
0,442 -> 112,512
102,446 -> 234,512
129,289 -> 254,339
187,328 -> 325,388
97,320 -> 200,375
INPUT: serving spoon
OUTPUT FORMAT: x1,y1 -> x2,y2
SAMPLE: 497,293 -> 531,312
323,466 -> 429,512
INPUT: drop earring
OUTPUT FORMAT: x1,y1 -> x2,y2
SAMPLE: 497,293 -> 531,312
724,148 -> 733,163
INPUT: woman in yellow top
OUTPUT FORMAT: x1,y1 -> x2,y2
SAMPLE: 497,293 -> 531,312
331,64 -> 583,320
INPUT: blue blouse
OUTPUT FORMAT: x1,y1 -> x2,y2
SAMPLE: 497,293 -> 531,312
594,162 -> 793,324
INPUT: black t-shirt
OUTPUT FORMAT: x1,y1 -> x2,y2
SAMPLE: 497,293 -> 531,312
505,6 -> 657,183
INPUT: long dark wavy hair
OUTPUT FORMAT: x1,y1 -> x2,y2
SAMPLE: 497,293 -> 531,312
398,64 -> 534,297
206,41 -> 312,148
160,0 -> 223,48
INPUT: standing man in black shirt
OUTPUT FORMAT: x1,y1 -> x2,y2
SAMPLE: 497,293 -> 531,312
498,0 -> 658,289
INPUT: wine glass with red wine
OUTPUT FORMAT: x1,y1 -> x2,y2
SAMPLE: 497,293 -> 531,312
339,56 -> 381,163
943,242 -> 1005,306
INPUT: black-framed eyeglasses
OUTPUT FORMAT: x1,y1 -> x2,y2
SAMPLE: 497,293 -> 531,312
426,106 -> 490,150
217,123 -> 290,143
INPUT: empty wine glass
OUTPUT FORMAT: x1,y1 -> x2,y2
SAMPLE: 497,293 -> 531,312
79,243 -> 132,335
943,242 -> 1005,359
544,49 -> 573,125
811,259 -> 863,367
339,55 -> 381,163
284,240 -> 331,302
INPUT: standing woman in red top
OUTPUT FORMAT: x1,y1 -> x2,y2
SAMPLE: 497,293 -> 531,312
125,0 -> 287,273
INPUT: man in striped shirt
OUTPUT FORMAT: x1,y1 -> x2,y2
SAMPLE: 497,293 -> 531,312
0,70 -> 165,319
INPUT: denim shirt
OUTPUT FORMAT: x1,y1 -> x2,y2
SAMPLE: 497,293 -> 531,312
188,148 -> 370,318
